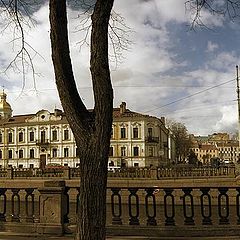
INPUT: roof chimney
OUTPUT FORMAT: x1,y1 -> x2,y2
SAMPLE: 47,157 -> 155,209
120,102 -> 126,114
161,117 -> 165,125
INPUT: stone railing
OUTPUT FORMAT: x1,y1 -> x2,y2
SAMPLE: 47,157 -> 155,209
0,165 -> 236,180
0,179 -> 240,238
157,165 -> 236,179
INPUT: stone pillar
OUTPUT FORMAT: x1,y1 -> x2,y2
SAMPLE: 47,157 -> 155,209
150,167 -> 158,179
37,180 -> 67,235
63,167 -> 70,179
7,167 -> 13,179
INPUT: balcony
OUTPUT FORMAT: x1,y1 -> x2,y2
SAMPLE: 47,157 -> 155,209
145,136 -> 159,143
36,139 -> 50,147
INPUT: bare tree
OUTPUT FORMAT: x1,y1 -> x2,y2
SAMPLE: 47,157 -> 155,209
49,1 -> 114,239
167,119 -> 192,163
185,0 -> 240,29
1,0 -> 130,239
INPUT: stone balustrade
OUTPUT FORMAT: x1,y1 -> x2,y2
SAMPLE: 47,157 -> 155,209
0,178 -> 239,237
0,165 -> 236,180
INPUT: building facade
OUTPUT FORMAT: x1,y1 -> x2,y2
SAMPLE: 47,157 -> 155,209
191,133 -> 240,164
191,144 -> 219,164
109,102 -> 173,168
0,93 -> 174,168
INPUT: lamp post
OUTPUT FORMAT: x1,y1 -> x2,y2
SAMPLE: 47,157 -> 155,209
236,65 -> 240,164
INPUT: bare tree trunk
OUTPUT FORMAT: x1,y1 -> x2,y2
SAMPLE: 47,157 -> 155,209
49,0 -> 114,239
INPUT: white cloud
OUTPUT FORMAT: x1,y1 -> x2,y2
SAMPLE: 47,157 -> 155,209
215,105 -> 238,133
0,1 -> 239,136
206,41 -> 219,52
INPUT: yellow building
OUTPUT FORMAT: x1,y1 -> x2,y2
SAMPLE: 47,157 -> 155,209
0,93 -> 174,168
191,133 -> 240,163
191,144 -> 219,164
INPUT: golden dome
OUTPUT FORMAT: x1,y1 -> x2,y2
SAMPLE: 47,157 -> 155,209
0,90 -> 12,119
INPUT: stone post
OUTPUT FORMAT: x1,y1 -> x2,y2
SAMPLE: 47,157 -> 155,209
150,167 -> 158,179
37,180 -> 67,235
63,167 -> 70,179
7,167 -> 13,179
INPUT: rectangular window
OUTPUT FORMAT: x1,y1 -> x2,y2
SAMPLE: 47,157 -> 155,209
120,128 -> 126,139
30,149 -> 34,159
109,146 -> 113,156
52,130 -> 57,141
8,132 -> 13,143
133,147 -> 139,156
133,128 -> 138,139
52,148 -> 57,158
19,149 -> 23,159
18,132 -> 24,142
63,129 -> 69,140
148,128 -> 153,138
64,148 -> 69,157
121,147 -> 126,156
134,162 -> 139,167
0,150 -> 2,159
29,132 -> 34,142
40,131 -> 46,143
0,133 -> 2,143
8,150 -> 12,159
18,164 -> 23,168
30,164 -> 34,169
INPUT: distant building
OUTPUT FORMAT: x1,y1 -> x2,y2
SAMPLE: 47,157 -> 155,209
191,143 -> 219,164
191,133 -> 239,163
0,93 -> 175,168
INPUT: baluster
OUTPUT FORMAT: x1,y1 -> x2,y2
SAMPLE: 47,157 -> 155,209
164,188 -> 175,226
111,188 -> 122,225
25,188 -> 34,223
200,188 -> 212,225
128,188 -> 139,225
236,188 -> 240,224
34,194 -> 40,223
0,189 -> 6,222
145,188 -> 157,226
182,188 -> 195,225
11,189 -> 20,222
64,187 -> 70,224
218,187 -> 229,225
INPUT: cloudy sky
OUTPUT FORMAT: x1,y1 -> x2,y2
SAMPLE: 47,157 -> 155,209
0,0 -> 240,136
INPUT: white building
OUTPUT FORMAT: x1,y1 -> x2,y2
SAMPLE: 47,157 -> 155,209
0,92 -> 174,168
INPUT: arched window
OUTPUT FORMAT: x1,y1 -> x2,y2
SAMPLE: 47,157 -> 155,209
19,132 -> 24,142
19,149 -> 23,159
52,130 -> 57,141
40,131 -> 46,143
52,148 -> 57,158
64,148 -> 69,157
133,147 -> 139,156
8,150 -> 12,159
8,132 -> 13,143
63,129 -> 69,140
29,131 -> 35,142
30,149 -> 34,159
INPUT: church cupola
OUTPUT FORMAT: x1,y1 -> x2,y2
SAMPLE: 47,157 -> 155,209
0,90 -> 12,119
